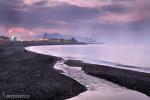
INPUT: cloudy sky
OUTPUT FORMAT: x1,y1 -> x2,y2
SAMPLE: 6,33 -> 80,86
0,0 -> 150,43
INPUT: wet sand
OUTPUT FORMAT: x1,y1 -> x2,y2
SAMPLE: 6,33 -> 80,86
0,42 -> 86,100
53,61 -> 149,100
65,60 -> 150,96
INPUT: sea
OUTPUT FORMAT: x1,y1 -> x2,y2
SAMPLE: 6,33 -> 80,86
26,44 -> 150,100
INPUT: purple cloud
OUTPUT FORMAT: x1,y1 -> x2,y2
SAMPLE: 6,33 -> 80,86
0,0 -> 149,43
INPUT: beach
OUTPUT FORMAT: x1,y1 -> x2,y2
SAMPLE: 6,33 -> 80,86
0,0 -> 149,99
0,42 -> 86,99
65,60 -> 150,96
25,44 -> 150,99
1,42 -> 150,100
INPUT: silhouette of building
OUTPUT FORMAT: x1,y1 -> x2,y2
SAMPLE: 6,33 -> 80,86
44,32 -> 47,40
70,38 -> 77,43
0,36 -> 9,41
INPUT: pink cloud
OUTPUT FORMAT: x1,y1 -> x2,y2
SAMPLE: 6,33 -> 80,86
56,0 -> 136,8
99,11 -> 146,23
98,0 -> 150,23
0,26 -> 71,40
28,0 -> 112,8
57,0 -> 109,7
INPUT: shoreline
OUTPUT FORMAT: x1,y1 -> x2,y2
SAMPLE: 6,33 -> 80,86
2,41 -> 149,99
25,43 -> 150,97
64,60 -> 150,96
0,42 -> 86,100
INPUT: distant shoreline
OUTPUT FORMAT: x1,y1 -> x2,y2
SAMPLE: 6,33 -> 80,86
17,41 -> 86,47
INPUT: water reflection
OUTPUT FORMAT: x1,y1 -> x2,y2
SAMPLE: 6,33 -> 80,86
26,44 -> 150,73
26,45 -> 150,100
54,61 -> 150,100
68,89 -> 150,100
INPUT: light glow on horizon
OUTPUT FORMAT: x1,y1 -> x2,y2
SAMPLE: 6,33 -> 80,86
0,0 -> 149,43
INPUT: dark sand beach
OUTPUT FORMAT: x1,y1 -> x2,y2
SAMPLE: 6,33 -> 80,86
0,42 -> 86,100
1,41 -> 150,100
64,60 -> 150,96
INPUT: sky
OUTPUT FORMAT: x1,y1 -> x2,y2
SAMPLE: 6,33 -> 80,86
0,0 -> 150,43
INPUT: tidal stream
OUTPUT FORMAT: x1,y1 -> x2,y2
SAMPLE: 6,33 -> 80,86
26,45 -> 150,100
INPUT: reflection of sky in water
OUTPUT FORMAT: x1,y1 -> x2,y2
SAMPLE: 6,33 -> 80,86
68,89 -> 150,100
26,45 -> 150,100
55,61 -> 150,100
26,44 -> 150,73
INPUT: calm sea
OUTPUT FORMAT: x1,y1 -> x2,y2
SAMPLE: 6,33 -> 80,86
26,44 -> 150,100
26,44 -> 150,73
